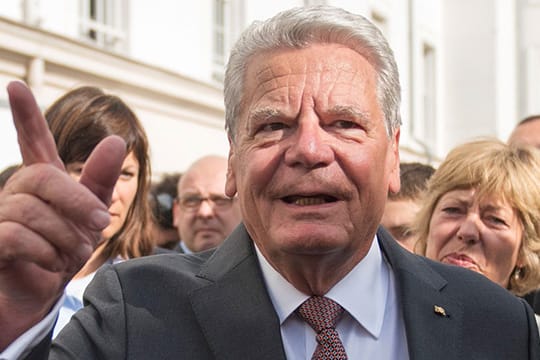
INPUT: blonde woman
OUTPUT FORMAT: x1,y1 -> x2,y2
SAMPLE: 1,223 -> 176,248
414,138 -> 540,327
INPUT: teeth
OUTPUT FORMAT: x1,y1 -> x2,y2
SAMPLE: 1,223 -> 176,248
293,197 -> 328,206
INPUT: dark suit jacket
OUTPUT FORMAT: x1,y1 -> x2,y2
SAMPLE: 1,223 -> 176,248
31,224 -> 539,359
524,290 -> 540,314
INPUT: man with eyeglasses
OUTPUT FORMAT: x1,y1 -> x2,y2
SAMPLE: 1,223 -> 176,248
173,155 -> 241,253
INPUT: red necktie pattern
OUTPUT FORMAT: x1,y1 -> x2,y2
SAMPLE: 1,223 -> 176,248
296,296 -> 348,360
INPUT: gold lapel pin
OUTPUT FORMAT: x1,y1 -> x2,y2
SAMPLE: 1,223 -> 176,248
434,305 -> 448,317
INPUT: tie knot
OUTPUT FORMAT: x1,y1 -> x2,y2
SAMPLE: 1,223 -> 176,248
296,296 -> 344,333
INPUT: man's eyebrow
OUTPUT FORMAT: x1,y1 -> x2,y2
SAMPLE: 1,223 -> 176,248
179,192 -> 202,197
249,107 -> 283,122
327,105 -> 370,122
248,106 -> 371,124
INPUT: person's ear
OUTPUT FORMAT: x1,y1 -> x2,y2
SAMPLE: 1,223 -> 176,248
225,136 -> 237,197
387,128 -> 401,194
172,198 -> 181,227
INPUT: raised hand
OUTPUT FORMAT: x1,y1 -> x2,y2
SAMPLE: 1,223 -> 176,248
0,81 -> 126,349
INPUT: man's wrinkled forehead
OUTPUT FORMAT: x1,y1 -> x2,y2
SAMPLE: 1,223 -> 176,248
248,46 -> 364,85
243,47 -> 375,104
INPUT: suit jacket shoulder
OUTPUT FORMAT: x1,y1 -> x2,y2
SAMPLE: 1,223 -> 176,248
51,224 -> 286,360
47,225 -> 540,359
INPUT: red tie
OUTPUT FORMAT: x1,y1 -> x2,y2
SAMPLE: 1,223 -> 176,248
296,296 -> 348,360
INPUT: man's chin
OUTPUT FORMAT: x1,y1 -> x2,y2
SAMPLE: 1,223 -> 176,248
193,235 -> 222,252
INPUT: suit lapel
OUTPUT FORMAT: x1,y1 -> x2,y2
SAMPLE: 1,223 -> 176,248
189,224 -> 287,360
190,225 -> 465,360
377,228 -> 464,360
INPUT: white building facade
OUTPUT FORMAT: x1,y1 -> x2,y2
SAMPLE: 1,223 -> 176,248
0,0 -> 538,175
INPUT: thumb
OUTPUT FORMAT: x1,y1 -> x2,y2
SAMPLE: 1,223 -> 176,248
79,135 -> 126,206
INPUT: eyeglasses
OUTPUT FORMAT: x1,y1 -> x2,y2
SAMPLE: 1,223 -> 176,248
177,194 -> 236,211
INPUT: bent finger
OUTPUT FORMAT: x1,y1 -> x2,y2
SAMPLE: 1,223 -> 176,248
0,222 -> 72,273
0,192 -> 98,265
5,164 -> 111,233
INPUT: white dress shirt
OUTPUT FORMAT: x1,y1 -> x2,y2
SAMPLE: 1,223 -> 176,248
179,241 -> 193,254
255,235 -> 409,360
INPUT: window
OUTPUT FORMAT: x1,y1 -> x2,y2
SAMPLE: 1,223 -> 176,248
22,0 -> 42,27
212,0 -> 229,82
421,43 -> 437,146
79,0 -> 127,52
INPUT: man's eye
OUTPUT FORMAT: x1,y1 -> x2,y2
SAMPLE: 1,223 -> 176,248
211,196 -> 231,206
334,120 -> 358,129
181,197 -> 202,208
262,122 -> 287,132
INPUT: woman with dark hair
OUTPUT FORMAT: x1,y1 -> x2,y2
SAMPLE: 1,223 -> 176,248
45,86 -> 154,336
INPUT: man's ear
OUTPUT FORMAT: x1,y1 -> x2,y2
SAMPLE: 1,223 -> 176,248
172,199 -> 181,227
225,136 -> 237,198
387,128 -> 401,195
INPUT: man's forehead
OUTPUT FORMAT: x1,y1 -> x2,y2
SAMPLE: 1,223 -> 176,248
244,48 -> 376,107
251,48 -> 364,79
179,178 -> 227,195
179,162 -> 227,193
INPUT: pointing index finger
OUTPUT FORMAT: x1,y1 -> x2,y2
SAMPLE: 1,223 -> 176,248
7,81 -> 64,169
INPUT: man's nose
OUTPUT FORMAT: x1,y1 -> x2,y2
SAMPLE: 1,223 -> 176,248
284,116 -> 334,168
196,199 -> 215,218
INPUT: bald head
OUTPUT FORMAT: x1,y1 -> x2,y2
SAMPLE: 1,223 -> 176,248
173,155 -> 241,253
508,115 -> 540,149
178,155 -> 229,192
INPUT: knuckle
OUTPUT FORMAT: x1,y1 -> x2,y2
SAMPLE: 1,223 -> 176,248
0,223 -> 24,263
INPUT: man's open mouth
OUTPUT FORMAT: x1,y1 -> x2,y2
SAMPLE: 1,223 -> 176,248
282,195 -> 338,206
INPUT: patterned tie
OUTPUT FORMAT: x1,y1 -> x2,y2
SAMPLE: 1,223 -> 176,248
296,296 -> 348,360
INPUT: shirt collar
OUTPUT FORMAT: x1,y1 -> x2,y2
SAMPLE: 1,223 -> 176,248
180,241 -> 193,254
255,235 -> 389,338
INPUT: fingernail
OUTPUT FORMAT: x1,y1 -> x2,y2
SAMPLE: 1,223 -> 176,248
90,209 -> 110,230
